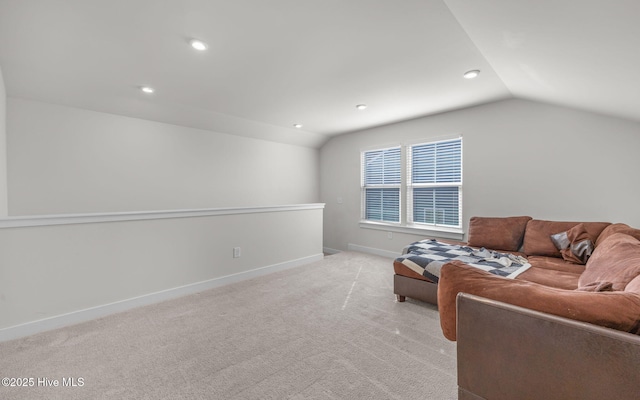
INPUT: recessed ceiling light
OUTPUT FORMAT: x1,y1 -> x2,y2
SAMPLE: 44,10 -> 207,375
190,39 -> 208,51
463,70 -> 480,79
293,124 -> 303,129
356,104 -> 367,110
141,86 -> 154,94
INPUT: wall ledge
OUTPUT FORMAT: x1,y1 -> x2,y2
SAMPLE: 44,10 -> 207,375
0,203 -> 325,229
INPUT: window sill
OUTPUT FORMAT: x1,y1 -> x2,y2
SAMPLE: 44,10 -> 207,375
359,221 -> 464,241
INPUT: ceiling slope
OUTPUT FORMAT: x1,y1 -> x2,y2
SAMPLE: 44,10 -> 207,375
0,0 -> 510,147
445,0 -> 640,123
2,1 -> 637,148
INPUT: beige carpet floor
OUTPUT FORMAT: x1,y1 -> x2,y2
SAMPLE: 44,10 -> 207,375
0,251 -> 457,399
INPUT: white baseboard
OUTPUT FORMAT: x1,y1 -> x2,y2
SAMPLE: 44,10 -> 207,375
347,243 -> 399,259
0,253 -> 323,343
323,247 -> 341,255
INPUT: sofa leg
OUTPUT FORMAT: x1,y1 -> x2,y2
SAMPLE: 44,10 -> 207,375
396,294 -> 406,302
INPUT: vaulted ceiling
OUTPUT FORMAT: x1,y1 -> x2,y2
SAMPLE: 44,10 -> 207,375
0,0 -> 638,147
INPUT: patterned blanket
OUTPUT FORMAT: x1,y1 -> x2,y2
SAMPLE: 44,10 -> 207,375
396,239 -> 531,283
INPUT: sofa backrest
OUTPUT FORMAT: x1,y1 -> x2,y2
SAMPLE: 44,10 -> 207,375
580,232 -> 640,292
595,223 -> 640,247
467,216 -> 532,252
522,220 -> 610,258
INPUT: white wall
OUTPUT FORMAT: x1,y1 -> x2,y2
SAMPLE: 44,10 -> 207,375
0,66 -> 7,216
1,97 -> 324,340
320,98 -> 640,254
7,98 -> 320,215
0,205 -> 323,339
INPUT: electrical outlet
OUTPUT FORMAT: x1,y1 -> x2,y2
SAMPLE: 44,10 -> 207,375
233,247 -> 241,258
387,232 -> 393,239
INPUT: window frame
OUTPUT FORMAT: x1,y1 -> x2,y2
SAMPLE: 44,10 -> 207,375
407,138 -> 463,230
360,145 -> 402,224
359,137 -> 463,238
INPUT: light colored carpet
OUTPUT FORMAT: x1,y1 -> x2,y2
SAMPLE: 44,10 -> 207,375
0,251 -> 457,399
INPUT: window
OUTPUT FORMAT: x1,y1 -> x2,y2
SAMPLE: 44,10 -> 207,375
408,138 -> 462,228
361,137 -> 462,232
361,146 -> 401,223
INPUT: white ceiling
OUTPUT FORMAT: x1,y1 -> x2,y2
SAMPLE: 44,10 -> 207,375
0,1 -> 638,148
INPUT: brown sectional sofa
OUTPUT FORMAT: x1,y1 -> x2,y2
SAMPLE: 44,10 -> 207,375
436,217 -> 640,339
394,216 -> 640,399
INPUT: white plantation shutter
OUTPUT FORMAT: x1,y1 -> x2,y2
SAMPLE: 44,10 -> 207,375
408,138 -> 462,227
361,147 -> 401,223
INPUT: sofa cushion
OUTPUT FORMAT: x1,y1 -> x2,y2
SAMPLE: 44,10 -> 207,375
578,233 -> 640,290
550,223 -> 594,264
516,264 -> 580,290
625,275 -> 640,295
393,260 -> 434,282
438,261 -> 640,341
467,216 -> 532,252
523,220 -> 609,258
576,282 -> 614,292
526,255 -> 586,273
595,223 -> 640,247
579,233 -> 640,291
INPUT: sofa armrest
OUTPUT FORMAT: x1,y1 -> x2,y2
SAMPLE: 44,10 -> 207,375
438,261 -> 640,341
456,293 -> 640,400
